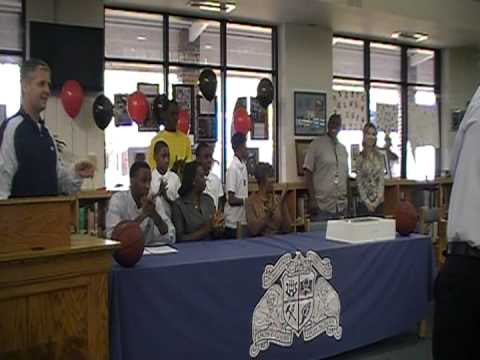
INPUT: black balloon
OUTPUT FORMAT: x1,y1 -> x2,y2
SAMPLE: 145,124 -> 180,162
257,78 -> 274,108
199,68 -> 217,101
153,94 -> 169,125
92,94 -> 113,130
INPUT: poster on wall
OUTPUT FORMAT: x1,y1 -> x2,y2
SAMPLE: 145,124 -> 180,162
137,82 -> 160,132
294,91 -> 326,136
376,103 -> 399,133
332,91 -> 366,130
196,95 -> 217,142
113,94 -> 132,126
173,84 -> 195,138
408,103 -> 439,151
250,97 -> 268,140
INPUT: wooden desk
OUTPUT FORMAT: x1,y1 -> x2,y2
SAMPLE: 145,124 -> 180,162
0,236 -> 118,359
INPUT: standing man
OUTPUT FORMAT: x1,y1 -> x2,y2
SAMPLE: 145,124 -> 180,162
433,87 -> 480,360
0,59 -> 94,199
303,114 -> 348,220
146,100 -> 192,172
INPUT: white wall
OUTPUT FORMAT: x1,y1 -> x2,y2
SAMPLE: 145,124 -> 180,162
278,24 -> 333,182
25,0 -> 106,188
441,46 -> 480,170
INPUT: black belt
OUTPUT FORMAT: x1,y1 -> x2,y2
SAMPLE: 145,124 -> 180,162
446,242 -> 480,259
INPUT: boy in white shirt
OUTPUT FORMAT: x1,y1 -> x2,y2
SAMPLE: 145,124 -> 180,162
224,133 -> 249,238
196,142 -> 224,210
151,141 -> 181,220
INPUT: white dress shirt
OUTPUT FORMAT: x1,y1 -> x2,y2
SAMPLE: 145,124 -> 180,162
447,86 -> 480,247
205,171 -> 224,209
106,190 -> 175,246
224,156 -> 248,228
150,168 -> 181,219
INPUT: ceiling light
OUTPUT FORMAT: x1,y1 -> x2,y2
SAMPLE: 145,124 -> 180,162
391,31 -> 429,43
332,37 -> 364,46
188,1 -> 236,13
204,44 -> 213,49
391,32 -> 400,39
137,35 -> 147,41
413,33 -> 429,42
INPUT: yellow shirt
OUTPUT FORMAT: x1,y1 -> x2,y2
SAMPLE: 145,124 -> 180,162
146,131 -> 193,169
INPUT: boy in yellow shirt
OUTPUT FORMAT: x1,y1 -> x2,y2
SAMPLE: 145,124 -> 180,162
146,100 -> 192,172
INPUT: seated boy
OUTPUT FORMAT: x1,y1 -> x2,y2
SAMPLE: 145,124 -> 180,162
106,161 -> 175,246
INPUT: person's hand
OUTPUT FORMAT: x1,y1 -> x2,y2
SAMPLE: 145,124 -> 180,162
74,161 -> 95,179
212,211 -> 225,230
158,180 -> 168,199
141,195 -> 156,218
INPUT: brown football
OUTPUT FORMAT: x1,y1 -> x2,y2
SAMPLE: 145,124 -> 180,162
111,220 -> 145,267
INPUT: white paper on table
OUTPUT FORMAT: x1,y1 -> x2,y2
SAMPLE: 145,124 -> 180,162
143,245 -> 178,255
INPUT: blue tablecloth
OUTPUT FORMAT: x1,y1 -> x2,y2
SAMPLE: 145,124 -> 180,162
110,231 -> 433,360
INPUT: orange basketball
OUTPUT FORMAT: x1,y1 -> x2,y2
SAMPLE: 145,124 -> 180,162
111,220 -> 145,267
394,200 -> 418,236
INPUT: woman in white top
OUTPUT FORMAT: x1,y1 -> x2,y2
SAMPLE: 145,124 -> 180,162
355,123 -> 384,216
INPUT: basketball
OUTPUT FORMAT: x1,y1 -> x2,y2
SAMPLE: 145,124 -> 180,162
111,220 -> 145,267
394,200 -> 418,236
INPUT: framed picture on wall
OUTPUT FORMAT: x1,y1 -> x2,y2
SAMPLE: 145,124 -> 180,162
295,139 -> 312,176
173,84 -> 195,138
113,94 -> 132,126
246,147 -> 259,179
196,95 -> 217,142
294,91 -> 327,136
137,82 -> 160,132
250,97 -> 269,140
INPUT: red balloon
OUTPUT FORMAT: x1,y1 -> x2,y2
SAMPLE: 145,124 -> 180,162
233,107 -> 251,135
127,91 -> 148,125
60,80 -> 84,119
177,110 -> 190,134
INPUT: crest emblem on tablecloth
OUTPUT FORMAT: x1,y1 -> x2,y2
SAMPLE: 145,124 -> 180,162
249,251 -> 342,358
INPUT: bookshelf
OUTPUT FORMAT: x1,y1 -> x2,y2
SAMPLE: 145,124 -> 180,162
73,191 -> 112,238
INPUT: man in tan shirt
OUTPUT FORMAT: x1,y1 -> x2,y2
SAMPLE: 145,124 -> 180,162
303,114 -> 348,221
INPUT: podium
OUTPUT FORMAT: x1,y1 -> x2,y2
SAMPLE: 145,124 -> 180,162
0,196 -> 75,253
0,197 -> 118,359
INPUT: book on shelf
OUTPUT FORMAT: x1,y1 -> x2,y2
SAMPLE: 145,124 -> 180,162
79,203 -> 106,237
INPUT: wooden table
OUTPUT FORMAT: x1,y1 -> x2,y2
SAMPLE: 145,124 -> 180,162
0,236 -> 118,359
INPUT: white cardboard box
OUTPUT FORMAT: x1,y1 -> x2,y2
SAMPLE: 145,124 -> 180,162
326,217 -> 396,243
